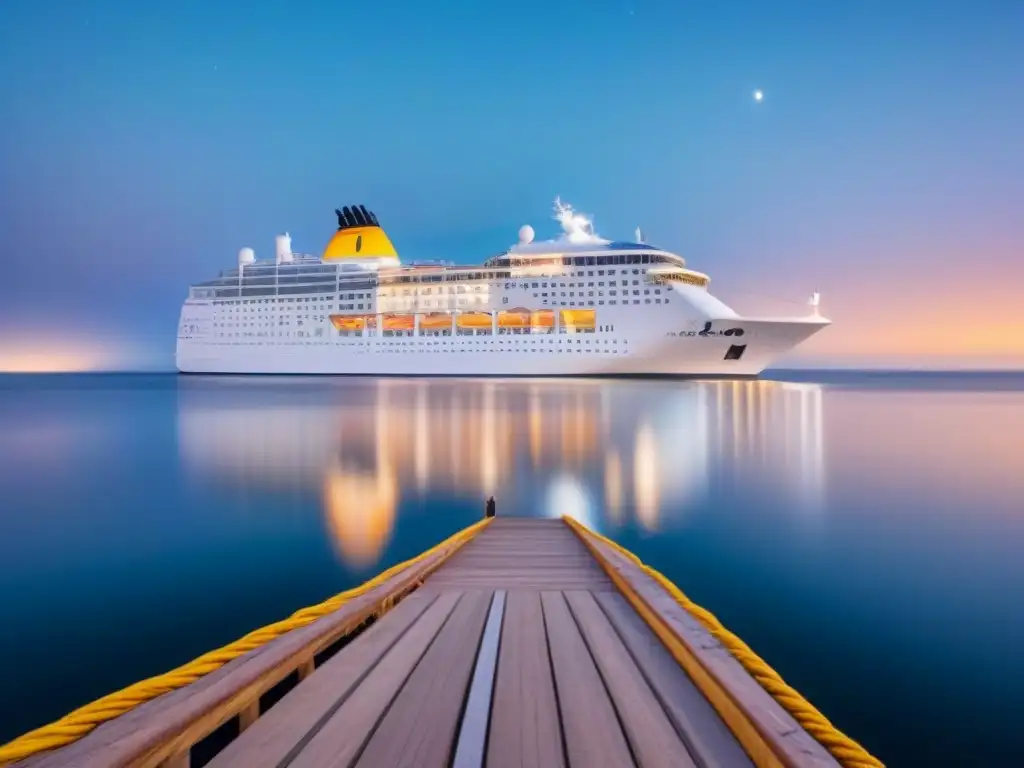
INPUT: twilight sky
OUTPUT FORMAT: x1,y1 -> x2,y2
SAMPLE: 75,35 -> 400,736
1,0 -> 1021,371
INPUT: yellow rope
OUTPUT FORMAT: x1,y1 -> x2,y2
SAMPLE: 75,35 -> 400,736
0,517 -> 492,766
563,516 -> 883,768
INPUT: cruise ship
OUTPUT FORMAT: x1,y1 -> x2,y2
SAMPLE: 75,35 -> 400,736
176,199 -> 828,376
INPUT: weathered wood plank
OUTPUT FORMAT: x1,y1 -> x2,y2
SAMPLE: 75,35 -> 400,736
428,521 -> 612,591
540,591 -> 634,768
23,534 -> 476,768
206,590 -> 439,767
285,590 -> 463,768
574,531 -> 838,768
594,591 -> 753,767
427,578 -> 610,591
487,591 -> 565,768
451,591 -> 506,768
352,590 -> 493,768
564,590 -> 695,768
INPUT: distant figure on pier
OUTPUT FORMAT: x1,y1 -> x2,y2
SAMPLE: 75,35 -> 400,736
485,497 -> 496,518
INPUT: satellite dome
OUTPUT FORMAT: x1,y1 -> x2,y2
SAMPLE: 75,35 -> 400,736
518,225 -> 535,245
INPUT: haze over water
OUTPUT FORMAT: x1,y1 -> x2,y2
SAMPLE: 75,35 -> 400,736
0,372 -> 1022,766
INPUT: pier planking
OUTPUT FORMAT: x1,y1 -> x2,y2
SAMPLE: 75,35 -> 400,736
207,519 -> 749,767
13,518 -> 839,768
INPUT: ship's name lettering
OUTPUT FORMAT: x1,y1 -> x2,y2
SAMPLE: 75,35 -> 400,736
668,322 -> 746,338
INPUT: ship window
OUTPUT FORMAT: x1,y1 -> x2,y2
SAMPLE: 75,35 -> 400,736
725,344 -> 747,361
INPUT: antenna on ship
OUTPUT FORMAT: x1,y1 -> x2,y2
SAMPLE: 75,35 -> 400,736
809,291 -> 821,317
275,233 -> 293,264
635,226 -> 644,244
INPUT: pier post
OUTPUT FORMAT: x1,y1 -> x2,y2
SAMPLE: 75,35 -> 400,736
485,497 -> 496,518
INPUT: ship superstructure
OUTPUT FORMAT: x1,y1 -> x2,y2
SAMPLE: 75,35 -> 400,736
176,200 -> 828,376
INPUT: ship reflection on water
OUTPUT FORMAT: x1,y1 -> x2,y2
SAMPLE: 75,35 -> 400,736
176,378 -> 825,569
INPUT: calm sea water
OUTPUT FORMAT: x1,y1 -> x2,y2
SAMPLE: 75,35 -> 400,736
0,372 -> 1022,766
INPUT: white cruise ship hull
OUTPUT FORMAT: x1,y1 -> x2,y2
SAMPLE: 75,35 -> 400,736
176,317 -> 827,377
178,201 -> 830,378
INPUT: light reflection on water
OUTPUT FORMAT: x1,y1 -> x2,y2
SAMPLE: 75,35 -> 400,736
175,378 -> 827,558
0,373 -> 1022,766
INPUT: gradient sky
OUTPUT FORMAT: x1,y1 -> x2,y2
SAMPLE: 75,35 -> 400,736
1,0 -> 1022,370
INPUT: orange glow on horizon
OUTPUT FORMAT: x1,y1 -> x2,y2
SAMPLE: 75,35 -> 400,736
0,344 -> 117,373
732,265 -> 1024,366
798,319 -> 1024,360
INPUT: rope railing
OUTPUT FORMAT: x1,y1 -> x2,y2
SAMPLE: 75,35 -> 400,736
563,515 -> 883,768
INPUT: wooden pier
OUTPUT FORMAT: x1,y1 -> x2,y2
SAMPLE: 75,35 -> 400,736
8,518 -> 865,768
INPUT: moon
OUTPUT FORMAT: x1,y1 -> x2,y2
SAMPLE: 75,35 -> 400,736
753,89 -> 764,102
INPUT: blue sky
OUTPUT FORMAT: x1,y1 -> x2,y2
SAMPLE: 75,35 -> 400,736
1,0 -> 1022,369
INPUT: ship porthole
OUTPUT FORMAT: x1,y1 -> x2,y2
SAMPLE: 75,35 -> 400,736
355,235 -> 362,253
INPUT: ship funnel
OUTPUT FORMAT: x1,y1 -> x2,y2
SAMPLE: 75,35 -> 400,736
359,205 -> 378,226
275,233 -> 293,264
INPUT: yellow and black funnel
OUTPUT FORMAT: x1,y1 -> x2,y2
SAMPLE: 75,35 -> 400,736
322,205 -> 397,260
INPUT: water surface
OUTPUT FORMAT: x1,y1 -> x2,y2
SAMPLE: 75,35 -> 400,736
0,372 -> 1022,766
